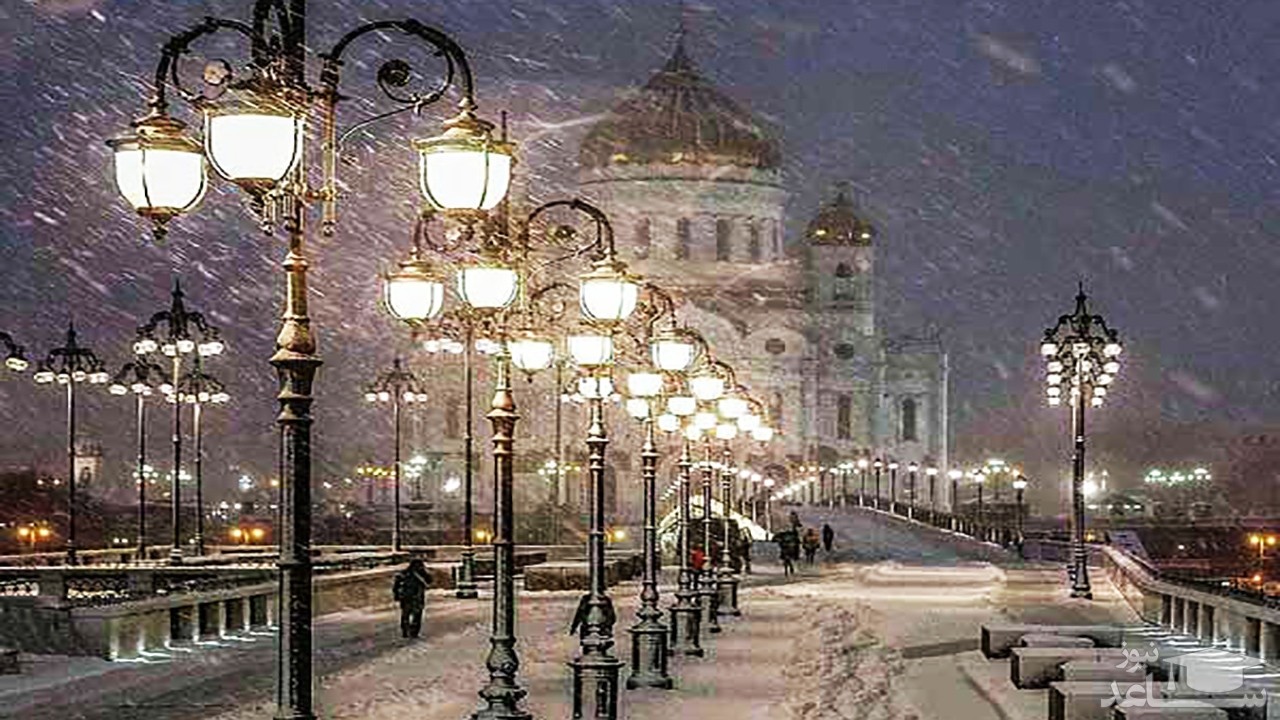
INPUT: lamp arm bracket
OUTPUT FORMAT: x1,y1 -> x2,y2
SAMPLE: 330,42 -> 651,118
148,16 -> 255,116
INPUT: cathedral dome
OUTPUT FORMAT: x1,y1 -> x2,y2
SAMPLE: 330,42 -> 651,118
807,187 -> 875,246
579,38 -> 781,171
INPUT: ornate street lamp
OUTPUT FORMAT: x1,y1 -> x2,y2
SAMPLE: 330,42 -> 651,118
133,281 -> 224,563
887,460 -> 900,514
1012,475 -> 1029,551
0,332 -> 29,373
926,466 -> 939,524
663,379 -> 704,657
973,471 -> 986,541
948,469 -> 963,531
109,357 -> 169,560
363,357 -> 428,552
872,458 -> 883,510
906,462 -> 919,520
33,324 -> 109,565
715,420 -> 743,617
110,6 -> 512,718
1041,285 -> 1122,600
857,457 -> 869,507
174,358 -> 231,556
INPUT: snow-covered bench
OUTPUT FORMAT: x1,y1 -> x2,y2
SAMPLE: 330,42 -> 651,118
1012,648 -> 1132,689
983,623 -> 1126,658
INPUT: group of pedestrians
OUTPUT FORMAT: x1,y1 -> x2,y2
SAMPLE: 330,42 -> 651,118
772,511 -> 837,577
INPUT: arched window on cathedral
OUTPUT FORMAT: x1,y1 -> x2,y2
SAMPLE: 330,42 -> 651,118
634,218 -> 651,259
901,398 -> 918,442
716,219 -> 732,261
834,262 -> 858,301
837,393 -> 853,440
748,223 -> 762,263
676,218 -> 691,260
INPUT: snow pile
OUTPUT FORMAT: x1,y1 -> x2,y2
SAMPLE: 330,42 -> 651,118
781,602 -> 917,720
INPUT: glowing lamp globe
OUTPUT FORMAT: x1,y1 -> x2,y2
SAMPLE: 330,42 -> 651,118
717,396 -> 748,419
567,333 -> 614,368
656,413 -> 680,433
666,395 -> 697,417
684,424 -> 702,441
689,374 -> 725,401
1040,342 -> 1058,356
715,423 -> 738,440
508,334 -> 555,373
750,426 -> 774,442
626,371 -> 663,398
693,411 -> 718,431
457,265 -> 519,310
383,256 -> 445,323
5,356 -> 28,372
650,332 -> 698,373
415,110 -> 513,212
204,85 -> 304,190
737,413 -> 761,432
579,260 -> 639,323
109,114 -> 206,226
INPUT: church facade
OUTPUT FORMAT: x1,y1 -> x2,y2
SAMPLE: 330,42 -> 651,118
571,38 -> 950,510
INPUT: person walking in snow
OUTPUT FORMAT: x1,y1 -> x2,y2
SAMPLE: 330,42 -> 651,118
775,529 -> 799,576
392,559 -> 431,639
802,527 -> 820,565
822,523 -> 835,554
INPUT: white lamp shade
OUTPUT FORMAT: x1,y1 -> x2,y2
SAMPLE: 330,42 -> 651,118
667,395 -> 697,417
715,423 -> 738,440
656,413 -> 680,433
717,396 -> 748,419
684,424 -> 702,441
580,276 -> 639,323
383,273 -> 444,323
650,339 -> 696,373
694,411 -> 718,431
567,334 -> 614,367
418,148 -> 512,211
751,426 -> 775,442
689,375 -> 725,401
736,414 -> 761,432
457,266 -> 518,310
625,398 -> 650,419
205,112 -> 303,183
626,371 -> 663,398
508,337 -> 555,372
114,147 -> 206,215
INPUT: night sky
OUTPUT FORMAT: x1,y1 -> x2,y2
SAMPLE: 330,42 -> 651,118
3,0 -> 1279,507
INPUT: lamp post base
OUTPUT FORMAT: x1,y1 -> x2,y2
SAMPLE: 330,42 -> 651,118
667,586 -> 703,657
700,578 -> 721,634
716,572 -> 741,617
626,619 -> 673,689
456,548 -> 479,599
168,547 -> 183,565
569,655 -> 622,720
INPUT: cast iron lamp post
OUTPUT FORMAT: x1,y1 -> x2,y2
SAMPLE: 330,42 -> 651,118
1041,285 -> 1122,600
872,458 -> 883,510
973,471 -> 986,541
110,4 -> 513,716
363,357 -> 428,552
1012,475 -> 1028,550
714,420 -> 743,617
948,469 -> 963,530
109,357 -> 168,560
174,358 -> 230,556
857,457 -> 869,506
888,460 -> 899,514
925,466 -> 938,525
33,324 -> 110,565
663,385 -> 704,657
906,461 -> 919,520
132,282 -> 225,563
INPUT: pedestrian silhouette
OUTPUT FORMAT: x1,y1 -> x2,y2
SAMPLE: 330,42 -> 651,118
802,527 -> 820,565
393,559 -> 431,639
822,523 -> 835,554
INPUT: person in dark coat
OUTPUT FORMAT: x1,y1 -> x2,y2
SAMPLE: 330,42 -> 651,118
775,529 -> 800,576
802,527 -> 820,565
822,523 -> 835,554
393,559 -> 431,639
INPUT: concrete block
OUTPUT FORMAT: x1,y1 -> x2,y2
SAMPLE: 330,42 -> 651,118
1012,648 -> 1131,689
982,624 -> 1125,658
1023,633 -> 1097,649
1050,680 -> 1164,720
1113,704 -> 1227,720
